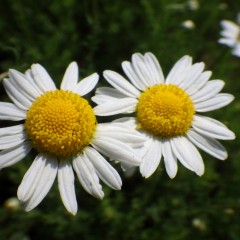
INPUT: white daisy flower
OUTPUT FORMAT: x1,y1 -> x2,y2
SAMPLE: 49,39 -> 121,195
93,53 -> 235,179
0,62 -> 143,215
219,13 -> 240,57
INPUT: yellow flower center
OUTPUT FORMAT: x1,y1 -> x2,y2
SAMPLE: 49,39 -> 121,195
25,90 -> 97,159
136,84 -> 194,138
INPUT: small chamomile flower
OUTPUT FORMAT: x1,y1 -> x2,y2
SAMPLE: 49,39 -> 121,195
0,62 -> 143,215
219,13 -> 240,57
93,53 -> 235,178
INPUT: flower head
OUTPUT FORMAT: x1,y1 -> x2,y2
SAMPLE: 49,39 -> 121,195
93,53 -> 235,178
219,13 -> 240,57
0,62 -> 143,215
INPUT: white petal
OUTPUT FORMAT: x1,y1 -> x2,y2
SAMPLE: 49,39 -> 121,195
130,53 -> 163,87
18,154 -> 46,201
103,70 -> 140,97
92,93 -> 125,105
58,161 -> 78,215
232,43 -> 240,57
192,115 -> 235,140
0,102 -> 26,121
92,87 -> 127,104
0,142 -> 31,168
96,123 -> 145,147
191,80 -> 225,103
3,78 -> 32,110
194,93 -> 234,112
133,133 -> 152,160
218,38 -> 236,47
186,71 -> 212,96
140,137 -> 162,178
17,154 -> 56,201
17,154 -> 58,211
131,53 -> 156,88
220,20 -> 240,35
122,61 -> 146,91
162,140 -> 178,178
95,87 -> 127,98
93,98 -> 138,116
74,73 -> 99,96
73,154 -> 104,199
92,95 -> 122,105
179,62 -> 205,90
144,52 -> 165,84
24,69 -> 44,95
0,124 -> 24,136
220,29 -> 238,39
171,136 -> 204,176
0,131 -> 27,150
31,64 -> 56,92
60,62 -> 78,91
165,55 -> 192,84
9,70 -> 41,100
92,137 -> 141,166
187,130 -> 228,160
220,28 -> 237,38
84,147 -> 122,190
112,117 -> 138,128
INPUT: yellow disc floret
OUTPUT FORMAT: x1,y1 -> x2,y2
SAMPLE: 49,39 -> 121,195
136,84 -> 194,138
25,90 -> 96,159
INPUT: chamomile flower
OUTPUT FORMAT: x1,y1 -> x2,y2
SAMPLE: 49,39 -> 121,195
0,62 -> 143,215
93,53 -> 235,178
219,13 -> 240,57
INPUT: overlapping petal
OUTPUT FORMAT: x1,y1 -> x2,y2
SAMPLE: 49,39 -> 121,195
92,136 -> 141,166
17,154 -> 58,211
93,97 -> 137,116
74,73 -> 99,96
30,64 -> 56,92
84,147 -> 122,190
187,130 -> 228,160
73,153 -> 104,199
92,87 -> 127,104
0,103 -> 26,120
171,136 -> 204,176
103,70 -> 140,98
192,115 -> 235,140
0,142 -> 31,168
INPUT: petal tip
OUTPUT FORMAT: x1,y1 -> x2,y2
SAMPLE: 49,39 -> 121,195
68,208 -> 77,216
196,168 -> 205,177
168,172 -> 177,179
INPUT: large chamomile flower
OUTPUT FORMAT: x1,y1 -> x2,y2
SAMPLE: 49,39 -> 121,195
93,53 -> 235,179
0,62 -> 143,215
219,13 -> 240,57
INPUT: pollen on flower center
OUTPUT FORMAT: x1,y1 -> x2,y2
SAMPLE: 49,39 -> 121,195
25,90 -> 97,159
136,84 -> 195,138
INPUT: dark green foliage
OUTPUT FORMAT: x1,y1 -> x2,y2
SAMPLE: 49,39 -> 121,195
0,0 -> 240,239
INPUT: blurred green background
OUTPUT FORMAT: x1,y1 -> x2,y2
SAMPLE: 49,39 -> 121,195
0,0 -> 240,239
